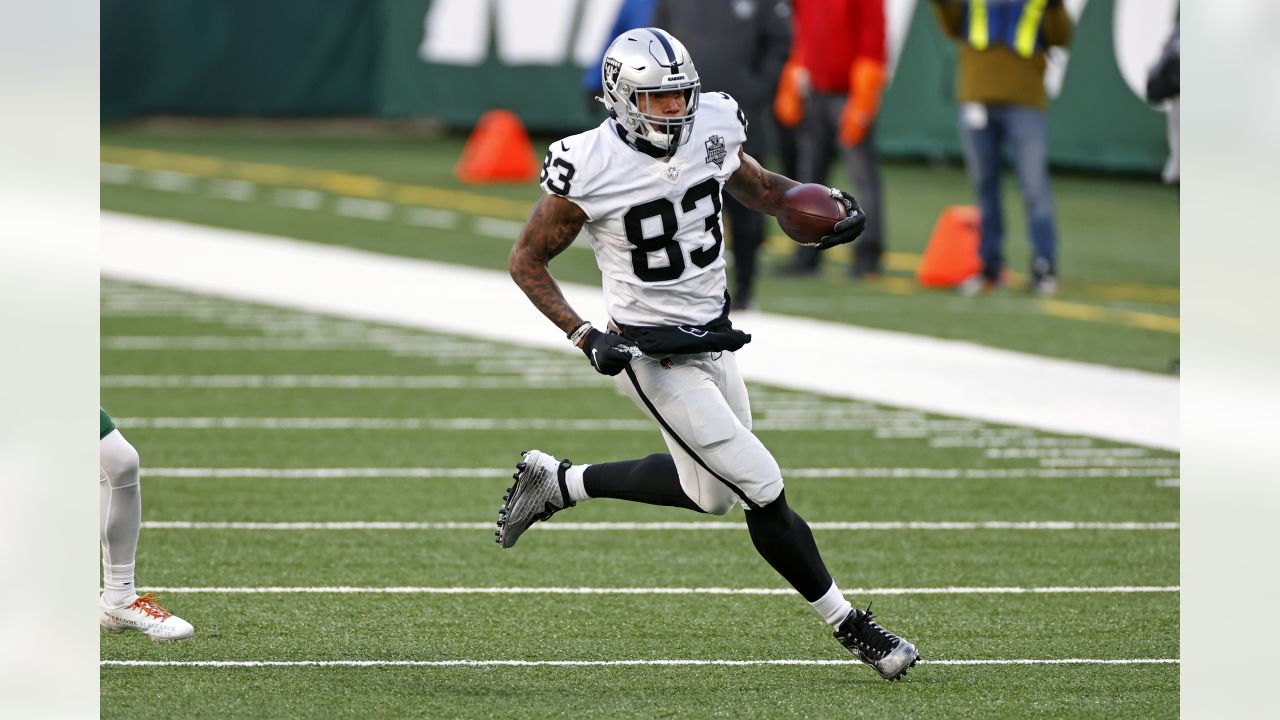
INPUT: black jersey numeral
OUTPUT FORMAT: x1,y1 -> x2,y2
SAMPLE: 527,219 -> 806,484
540,152 -> 576,196
623,198 -> 683,282
621,177 -> 723,283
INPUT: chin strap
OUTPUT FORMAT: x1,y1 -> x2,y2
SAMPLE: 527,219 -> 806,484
612,121 -> 670,159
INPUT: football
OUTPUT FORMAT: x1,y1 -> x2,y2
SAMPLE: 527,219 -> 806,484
776,183 -> 845,246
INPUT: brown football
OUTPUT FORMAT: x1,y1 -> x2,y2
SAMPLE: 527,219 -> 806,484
776,183 -> 844,246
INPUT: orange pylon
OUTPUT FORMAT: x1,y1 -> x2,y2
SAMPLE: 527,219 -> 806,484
916,205 -> 983,287
454,110 -> 539,184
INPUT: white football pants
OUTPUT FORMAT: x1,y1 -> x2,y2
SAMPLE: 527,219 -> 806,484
614,350 -> 783,514
100,429 -> 141,599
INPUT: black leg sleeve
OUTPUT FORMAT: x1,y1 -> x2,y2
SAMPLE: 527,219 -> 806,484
744,490 -> 833,602
582,454 -> 705,513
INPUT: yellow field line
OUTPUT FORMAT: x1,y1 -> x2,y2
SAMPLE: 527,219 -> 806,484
101,145 -> 532,219
761,233 -> 1178,306
1042,300 -> 1179,334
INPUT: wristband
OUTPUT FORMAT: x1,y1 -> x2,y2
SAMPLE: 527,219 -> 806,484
567,321 -> 593,347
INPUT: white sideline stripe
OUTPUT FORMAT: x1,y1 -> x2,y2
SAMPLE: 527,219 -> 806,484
100,213 -> 1179,450
101,658 -> 1179,668
140,466 -> 1178,480
143,585 -> 1179,596
141,521 -> 1178,531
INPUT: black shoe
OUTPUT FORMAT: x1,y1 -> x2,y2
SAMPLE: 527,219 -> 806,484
834,605 -> 920,681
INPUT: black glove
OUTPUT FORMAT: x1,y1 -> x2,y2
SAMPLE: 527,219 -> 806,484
816,188 -> 867,250
580,327 -> 641,376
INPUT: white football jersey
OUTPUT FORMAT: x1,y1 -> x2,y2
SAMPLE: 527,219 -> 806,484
540,92 -> 748,327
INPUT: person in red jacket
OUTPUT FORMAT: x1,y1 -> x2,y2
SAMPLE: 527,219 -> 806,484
775,0 -> 888,279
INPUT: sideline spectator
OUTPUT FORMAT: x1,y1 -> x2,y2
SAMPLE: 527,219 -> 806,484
931,0 -> 1074,296
581,0 -> 657,112
1146,22 -> 1179,184
653,0 -> 792,309
775,0 -> 888,280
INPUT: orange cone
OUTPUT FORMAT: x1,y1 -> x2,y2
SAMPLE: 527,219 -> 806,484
916,205 -> 983,287
454,110 -> 539,184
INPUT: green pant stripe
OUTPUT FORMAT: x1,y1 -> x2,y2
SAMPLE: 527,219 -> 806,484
100,407 -> 117,439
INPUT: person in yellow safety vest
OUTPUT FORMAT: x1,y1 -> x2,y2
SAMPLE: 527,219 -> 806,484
930,0 -> 1074,296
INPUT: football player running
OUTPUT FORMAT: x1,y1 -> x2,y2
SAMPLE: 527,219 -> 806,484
499,28 -> 918,680
100,408 -> 193,641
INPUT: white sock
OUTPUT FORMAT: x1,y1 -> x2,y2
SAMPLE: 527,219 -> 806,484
809,581 -> 853,629
102,562 -> 138,608
565,464 -> 591,504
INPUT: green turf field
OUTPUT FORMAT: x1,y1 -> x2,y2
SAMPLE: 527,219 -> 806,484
100,280 -> 1179,718
100,123 -> 1179,373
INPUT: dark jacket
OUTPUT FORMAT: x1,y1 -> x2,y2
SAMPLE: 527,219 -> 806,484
653,0 -> 792,149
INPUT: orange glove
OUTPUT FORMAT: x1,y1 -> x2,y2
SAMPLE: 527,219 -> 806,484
774,60 -> 808,128
838,58 -> 887,147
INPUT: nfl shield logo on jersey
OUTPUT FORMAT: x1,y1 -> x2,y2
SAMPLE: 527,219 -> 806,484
704,135 -> 726,168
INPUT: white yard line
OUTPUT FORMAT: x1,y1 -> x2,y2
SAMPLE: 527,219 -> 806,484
141,466 -> 1176,480
782,468 -> 1175,478
108,415 -> 1179,439
404,207 -> 458,229
144,467 -> 512,478
472,216 -> 525,239
272,188 -> 324,211
100,213 -> 1179,450
102,375 -> 605,389
102,336 -> 455,351
143,170 -> 197,192
117,417 -> 654,431
101,658 -> 1179,668
335,197 -> 393,221
208,179 -> 255,202
140,521 -> 1177,531
142,585 -> 1179,595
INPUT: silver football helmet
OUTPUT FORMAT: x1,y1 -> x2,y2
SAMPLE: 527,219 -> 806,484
599,27 -> 701,157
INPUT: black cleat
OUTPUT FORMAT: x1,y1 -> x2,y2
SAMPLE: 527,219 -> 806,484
834,605 -> 920,681
494,450 -> 575,549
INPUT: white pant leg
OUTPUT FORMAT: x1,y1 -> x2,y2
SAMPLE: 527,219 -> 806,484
100,429 -> 142,601
614,352 -> 783,514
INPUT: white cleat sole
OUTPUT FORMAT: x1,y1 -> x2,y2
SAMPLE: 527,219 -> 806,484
101,613 -> 195,642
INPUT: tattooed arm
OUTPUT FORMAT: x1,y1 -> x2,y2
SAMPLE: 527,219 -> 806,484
726,147 -> 866,250
724,148 -> 799,216
509,194 -> 590,337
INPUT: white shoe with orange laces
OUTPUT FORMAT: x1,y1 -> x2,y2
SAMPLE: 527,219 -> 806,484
100,593 -> 194,641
